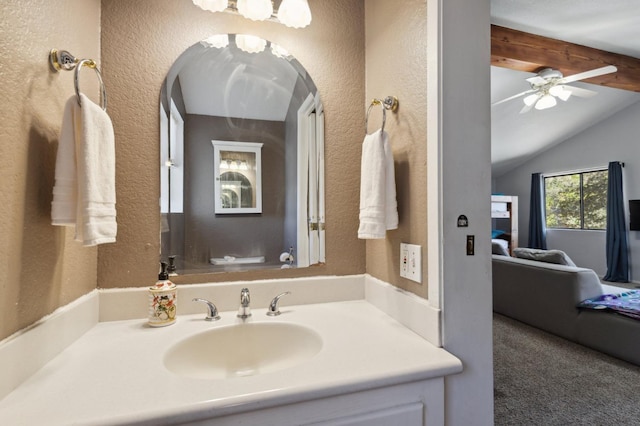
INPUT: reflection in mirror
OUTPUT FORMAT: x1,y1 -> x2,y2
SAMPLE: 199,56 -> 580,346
160,34 -> 325,274
212,140 -> 262,213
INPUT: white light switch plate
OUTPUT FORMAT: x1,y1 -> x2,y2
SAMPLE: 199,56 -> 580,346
400,243 -> 422,283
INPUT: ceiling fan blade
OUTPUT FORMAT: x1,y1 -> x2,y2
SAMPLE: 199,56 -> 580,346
560,65 -> 617,84
519,102 -> 535,114
492,89 -> 536,106
525,75 -> 547,86
562,85 -> 598,98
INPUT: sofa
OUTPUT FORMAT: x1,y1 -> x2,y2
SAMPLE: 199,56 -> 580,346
492,254 -> 640,366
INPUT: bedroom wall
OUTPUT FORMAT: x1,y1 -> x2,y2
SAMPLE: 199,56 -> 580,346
495,100 -> 640,280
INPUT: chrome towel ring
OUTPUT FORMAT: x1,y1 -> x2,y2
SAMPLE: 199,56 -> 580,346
50,49 -> 108,111
365,96 -> 398,134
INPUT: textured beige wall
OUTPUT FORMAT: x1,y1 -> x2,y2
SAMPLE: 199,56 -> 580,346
364,0 -> 429,298
99,0 -> 366,288
0,0 -> 101,340
0,0 -> 430,340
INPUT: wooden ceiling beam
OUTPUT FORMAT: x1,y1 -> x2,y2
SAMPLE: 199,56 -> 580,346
491,25 -> 640,92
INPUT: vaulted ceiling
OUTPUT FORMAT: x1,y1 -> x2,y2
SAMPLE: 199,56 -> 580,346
490,0 -> 640,177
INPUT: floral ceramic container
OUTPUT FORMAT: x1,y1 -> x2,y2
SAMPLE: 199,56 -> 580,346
148,280 -> 177,327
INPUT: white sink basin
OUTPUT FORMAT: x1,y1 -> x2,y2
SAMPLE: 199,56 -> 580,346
163,322 -> 323,379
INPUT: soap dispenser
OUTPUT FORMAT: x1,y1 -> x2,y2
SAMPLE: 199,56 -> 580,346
167,255 -> 178,277
148,262 -> 177,327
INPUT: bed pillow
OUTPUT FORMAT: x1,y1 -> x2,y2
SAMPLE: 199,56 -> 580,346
491,229 -> 506,239
513,248 -> 576,267
492,241 -> 510,256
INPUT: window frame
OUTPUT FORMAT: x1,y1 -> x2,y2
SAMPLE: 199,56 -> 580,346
543,168 -> 608,231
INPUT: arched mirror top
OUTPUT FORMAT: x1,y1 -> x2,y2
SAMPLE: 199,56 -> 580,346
161,34 -> 320,125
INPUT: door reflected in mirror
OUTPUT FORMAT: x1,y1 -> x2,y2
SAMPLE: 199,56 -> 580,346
160,34 -> 325,274
213,141 -> 262,213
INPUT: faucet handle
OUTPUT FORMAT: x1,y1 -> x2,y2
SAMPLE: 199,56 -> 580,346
238,288 -> 252,319
192,298 -> 221,321
240,288 -> 250,306
267,291 -> 291,316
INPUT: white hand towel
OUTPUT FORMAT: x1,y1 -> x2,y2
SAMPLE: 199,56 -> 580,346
358,129 -> 398,239
52,94 -> 117,246
51,97 -> 78,226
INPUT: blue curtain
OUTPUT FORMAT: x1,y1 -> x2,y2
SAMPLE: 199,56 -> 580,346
604,161 -> 629,282
528,173 -> 547,249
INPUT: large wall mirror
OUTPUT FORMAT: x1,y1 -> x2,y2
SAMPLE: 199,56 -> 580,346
160,34 -> 325,274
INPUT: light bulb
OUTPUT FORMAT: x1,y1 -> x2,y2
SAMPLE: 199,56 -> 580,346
200,34 -> 229,49
277,0 -> 312,28
271,43 -> 290,59
236,34 -> 267,53
192,0 -> 228,13
237,0 -> 273,21
535,94 -> 557,110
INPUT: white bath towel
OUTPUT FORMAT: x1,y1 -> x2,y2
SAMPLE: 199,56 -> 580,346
358,129 -> 398,239
52,94 -> 117,246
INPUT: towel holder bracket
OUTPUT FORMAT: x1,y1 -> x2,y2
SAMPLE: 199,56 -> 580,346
366,95 -> 399,134
379,96 -> 399,112
50,49 -> 78,72
49,48 -> 106,111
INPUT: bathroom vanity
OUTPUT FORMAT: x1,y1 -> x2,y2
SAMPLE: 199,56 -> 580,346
0,275 -> 461,425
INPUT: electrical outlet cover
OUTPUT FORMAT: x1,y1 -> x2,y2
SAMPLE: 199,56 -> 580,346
400,243 -> 421,283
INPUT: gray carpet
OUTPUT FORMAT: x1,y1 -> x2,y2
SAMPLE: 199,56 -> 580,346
493,313 -> 640,425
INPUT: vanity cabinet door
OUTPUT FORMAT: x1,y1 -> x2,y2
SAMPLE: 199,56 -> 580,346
306,402 -> 424,426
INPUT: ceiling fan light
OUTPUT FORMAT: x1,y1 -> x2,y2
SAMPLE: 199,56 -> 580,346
278,0 -> 312,28
192,0 -> 228,13
549,85 -> 571,101
523,94 -> 539,107
535,94 -> 557,110
237,0 -> 273,21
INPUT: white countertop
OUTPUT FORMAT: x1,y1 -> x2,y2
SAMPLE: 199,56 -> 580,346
0,300 -> 461,426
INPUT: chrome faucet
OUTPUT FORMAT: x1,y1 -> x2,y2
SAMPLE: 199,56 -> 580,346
237,288 -> 252,319
192,298 -> 220,321
267,291 -> 291,316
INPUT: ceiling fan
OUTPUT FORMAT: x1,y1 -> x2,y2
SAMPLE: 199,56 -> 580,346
493,65 -> 618,113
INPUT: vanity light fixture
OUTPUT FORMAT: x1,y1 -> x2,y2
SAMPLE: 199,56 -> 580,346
200,34 -> 230,49
192,0 -> 312,28
192,0 -> 228,13
270,43 -> 290,59
220,159 -> 249,170
277,0 -> 312,28
237,0 -> 273,21
236,34 -> 267,53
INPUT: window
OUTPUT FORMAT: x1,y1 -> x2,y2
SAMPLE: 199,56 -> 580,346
544,170 -> 608,230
